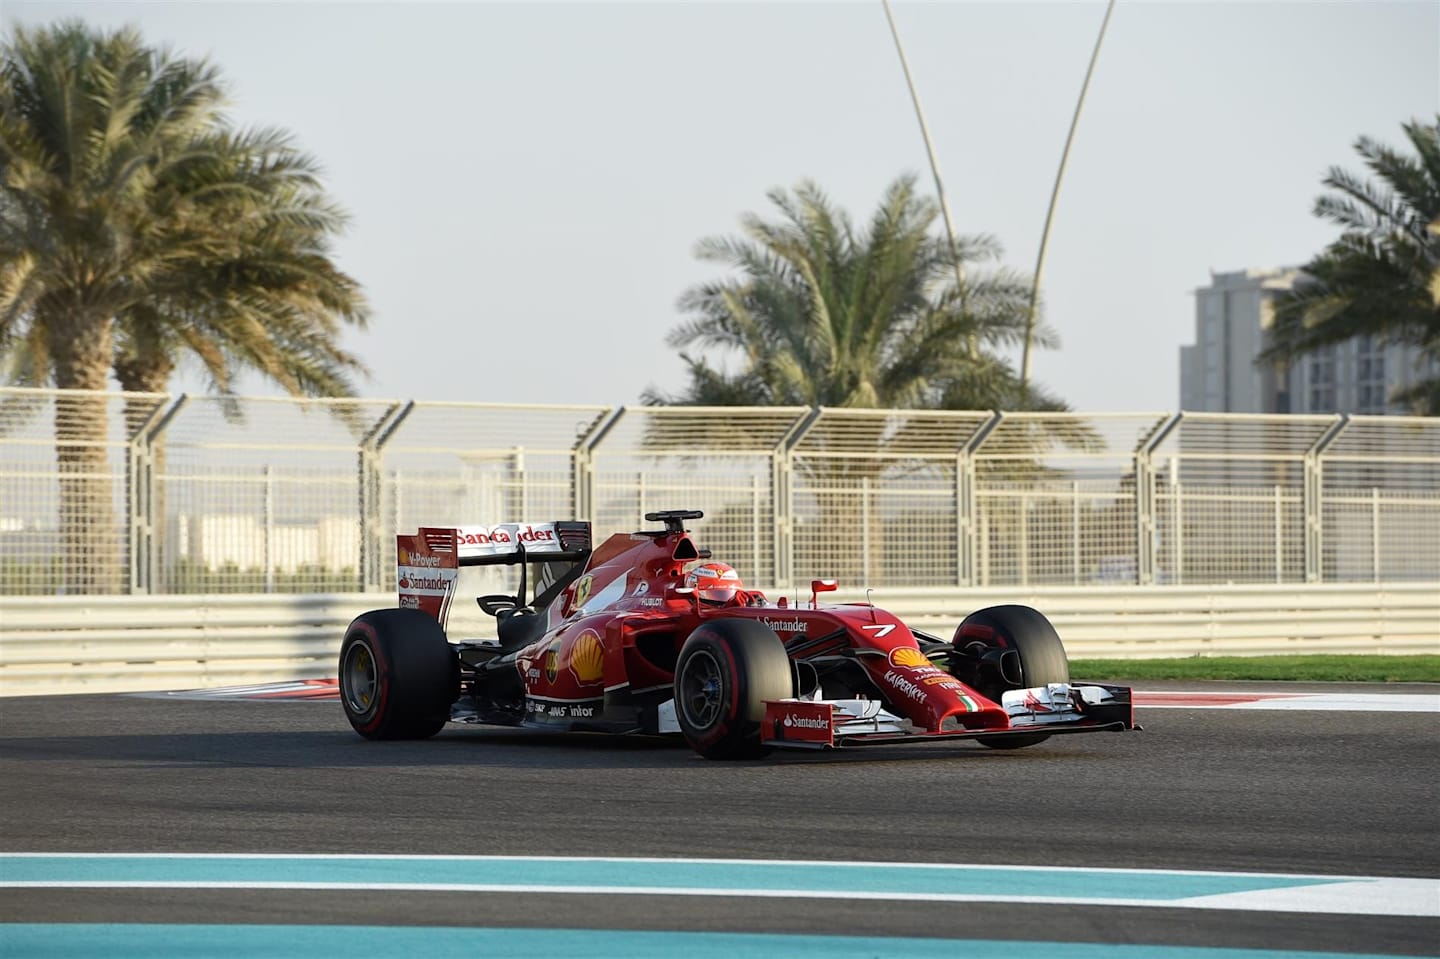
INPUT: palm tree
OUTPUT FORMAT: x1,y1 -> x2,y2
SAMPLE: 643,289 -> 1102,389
645,177 -> 1074,581
110,129 -> 367,397
1259,117 -> 1440,414
646,175 -> 1063,412
0,21 -> 367,591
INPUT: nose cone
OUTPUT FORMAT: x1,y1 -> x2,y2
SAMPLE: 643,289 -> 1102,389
877,646 -> 1008,730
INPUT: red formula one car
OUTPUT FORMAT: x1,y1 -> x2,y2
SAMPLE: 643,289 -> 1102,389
339,510 -> 1136,759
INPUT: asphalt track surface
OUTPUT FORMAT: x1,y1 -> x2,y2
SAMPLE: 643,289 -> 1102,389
2,682 -> 1438,956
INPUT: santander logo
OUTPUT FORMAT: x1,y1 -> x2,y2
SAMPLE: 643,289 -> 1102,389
783,713 -> 829,729
400,575 -> 449,591
459,529 -> 512,546
458,525 -> 556,547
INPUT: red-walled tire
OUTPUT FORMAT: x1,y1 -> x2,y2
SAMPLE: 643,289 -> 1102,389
674,619 -> 793,760
339,608 -> 459,740
956,605 -> 1069,750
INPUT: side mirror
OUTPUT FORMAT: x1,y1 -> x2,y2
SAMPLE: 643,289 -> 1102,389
810,579 -> 838,607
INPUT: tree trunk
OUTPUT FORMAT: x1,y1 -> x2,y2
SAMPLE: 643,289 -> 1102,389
115,356 -> 174,434
49,310 -> 119,594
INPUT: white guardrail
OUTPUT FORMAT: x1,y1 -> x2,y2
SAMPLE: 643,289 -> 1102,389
1,584 -> 1437,697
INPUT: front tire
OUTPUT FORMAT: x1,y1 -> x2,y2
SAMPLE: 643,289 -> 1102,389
954,605 -> 1069,750
674,619 -> 793,760
340,608 -> 459,740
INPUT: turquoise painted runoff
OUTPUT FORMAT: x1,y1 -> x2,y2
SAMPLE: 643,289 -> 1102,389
0,855 -> 1342,900
0,925 -> 1409,959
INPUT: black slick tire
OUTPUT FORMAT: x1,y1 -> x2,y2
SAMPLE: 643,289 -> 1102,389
339,608 -> 459,740
674,619 -> 793,760
956,604 -> 1069,750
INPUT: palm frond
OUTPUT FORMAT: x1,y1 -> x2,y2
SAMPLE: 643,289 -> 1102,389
661,175 -> 1060,409
1260,118 -> 1440,408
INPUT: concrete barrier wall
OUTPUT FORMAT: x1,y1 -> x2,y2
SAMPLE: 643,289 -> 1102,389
2,583 -> 1436,697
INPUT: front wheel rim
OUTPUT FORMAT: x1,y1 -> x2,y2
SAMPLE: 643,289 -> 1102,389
342,641 -> 379,716
679,649 -> 724,730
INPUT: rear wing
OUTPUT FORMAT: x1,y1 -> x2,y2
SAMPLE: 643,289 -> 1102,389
396,521 -> 591,626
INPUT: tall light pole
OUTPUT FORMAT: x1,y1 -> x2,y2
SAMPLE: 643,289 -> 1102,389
1021,0 -> 1117,395
881,0 -> 976,358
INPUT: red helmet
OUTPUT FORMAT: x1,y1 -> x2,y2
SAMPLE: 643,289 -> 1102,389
685,562 -> 743,603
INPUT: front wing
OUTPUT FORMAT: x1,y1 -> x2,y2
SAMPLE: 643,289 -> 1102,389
761,682 -> 1138,749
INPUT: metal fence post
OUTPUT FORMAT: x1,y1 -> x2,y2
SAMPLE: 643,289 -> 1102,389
574,408 -> 623,521
1072,480 -> 1081,585
361,402 -> 412,593
774,408 -> 822,589
126,439 -> 147,594
511,448 -> 527,518
140,395 -> 189,594
125,399 -> 169,595
1372,487 -> 1381,582
1135,413 -> 1183,586
1020,489 -> 1031,586
959,412 -> 1002,587
1305,415 -> 1349,583
861,476 -> 873,581
263,464 -> 275,593
752,473 -> 762,579
772,445 -> 791,589
954,451 -> 971,587
1273,485 -> 1283,584
1172,480 -> 1184,585
1134,455 -> 1154,586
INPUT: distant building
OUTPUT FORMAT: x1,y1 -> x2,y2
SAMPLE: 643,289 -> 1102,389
1179,268 -> 1437,415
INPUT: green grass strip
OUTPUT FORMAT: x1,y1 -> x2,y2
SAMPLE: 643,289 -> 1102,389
1069,655 -> 1440,683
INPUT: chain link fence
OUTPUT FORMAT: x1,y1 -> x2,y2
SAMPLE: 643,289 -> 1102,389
2,388 -> 1437,595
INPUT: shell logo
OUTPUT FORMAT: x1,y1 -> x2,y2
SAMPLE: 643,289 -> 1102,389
569,630 -> 604,684
399,547 -> 409,565
888,646 -> 931,669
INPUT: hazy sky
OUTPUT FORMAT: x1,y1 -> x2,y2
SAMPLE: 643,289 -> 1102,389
5,0 -> 1438,411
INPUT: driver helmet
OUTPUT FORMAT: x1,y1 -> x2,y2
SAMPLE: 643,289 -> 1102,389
685,562 -> 744,604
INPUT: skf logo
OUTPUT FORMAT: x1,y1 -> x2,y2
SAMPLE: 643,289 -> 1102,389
544,639 -> 561,684
888,647 -> 930,669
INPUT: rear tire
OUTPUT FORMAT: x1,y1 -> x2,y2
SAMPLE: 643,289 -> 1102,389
674,619 -> 793,760
340,608 -> 459,740
954,605 -> 1068,750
